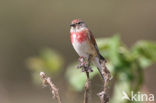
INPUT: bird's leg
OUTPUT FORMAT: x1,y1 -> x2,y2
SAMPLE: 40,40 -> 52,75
77,56 -> 87,72
77,56 -> 85,69
77,56 -> 93,72
85,55 -> 93,72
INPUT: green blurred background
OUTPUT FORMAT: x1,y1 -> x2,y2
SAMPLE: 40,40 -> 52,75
0,0 -> 156,103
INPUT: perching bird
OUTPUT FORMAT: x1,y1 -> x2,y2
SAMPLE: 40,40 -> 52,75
70,19 -> 106,79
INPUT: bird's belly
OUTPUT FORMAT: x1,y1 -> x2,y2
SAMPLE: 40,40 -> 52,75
72,40 -> 91,58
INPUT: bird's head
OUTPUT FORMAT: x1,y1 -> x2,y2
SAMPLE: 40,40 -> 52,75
70,19 -> 87,32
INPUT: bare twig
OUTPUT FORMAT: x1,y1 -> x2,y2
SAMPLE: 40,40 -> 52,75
83,71 -> 90,103
40,72 -> 62,103
77,57 -> 92,103
39,57 -> 111,103
77,57 -> 111,103
97,60 -> 111,103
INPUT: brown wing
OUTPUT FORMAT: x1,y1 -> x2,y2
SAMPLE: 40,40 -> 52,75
87,29 -> 100,54
84,29 -> 105,61
87,29 -> 106,61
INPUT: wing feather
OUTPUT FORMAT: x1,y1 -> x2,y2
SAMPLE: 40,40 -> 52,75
87,29 -> 100,53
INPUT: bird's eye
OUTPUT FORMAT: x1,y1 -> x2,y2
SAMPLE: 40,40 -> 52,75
78,22 -> 81,24
78,22 -> 82,24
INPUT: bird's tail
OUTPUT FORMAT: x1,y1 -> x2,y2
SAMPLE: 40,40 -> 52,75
92,54 -> 106,79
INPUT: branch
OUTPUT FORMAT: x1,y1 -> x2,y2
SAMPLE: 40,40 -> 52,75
77,57 -> 92,103
39,57 -> 111,103
40,72 -> 62,103
97,60 -> 111,103
83,71 -> 90,103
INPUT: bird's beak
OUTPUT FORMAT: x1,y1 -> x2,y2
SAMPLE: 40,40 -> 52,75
70,24 -> 76,27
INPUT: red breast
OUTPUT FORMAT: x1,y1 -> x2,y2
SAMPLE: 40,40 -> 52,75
71,31 -> 88,43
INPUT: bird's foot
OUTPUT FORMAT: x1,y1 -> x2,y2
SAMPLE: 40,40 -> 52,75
77,57 -> 85,68
77,56 -> 93,72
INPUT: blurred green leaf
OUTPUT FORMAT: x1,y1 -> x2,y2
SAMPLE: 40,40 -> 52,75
110,81 -> 131,103
96,35 -> 123,72
132,40 -> 156,68
26,48 -> 64,84
39,48 -> 64,73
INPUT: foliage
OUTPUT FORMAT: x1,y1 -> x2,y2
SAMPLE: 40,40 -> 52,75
26,48 -> 64,84
66,34 -> 156,103
26,35 -> 156,103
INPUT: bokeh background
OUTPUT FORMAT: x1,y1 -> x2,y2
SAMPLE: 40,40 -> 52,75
0,0 -> 156,103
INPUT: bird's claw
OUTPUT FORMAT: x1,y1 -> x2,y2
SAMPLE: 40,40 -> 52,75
77,56 -> 93,72
77,57 -> 86,68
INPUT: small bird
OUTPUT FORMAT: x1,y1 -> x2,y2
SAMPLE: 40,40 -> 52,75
70,19 -> 106,79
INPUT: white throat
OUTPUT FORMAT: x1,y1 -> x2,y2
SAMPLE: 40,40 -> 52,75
70,26 -> 87,33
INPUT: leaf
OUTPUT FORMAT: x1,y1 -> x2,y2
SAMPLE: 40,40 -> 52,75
40,48 -> 64,73
132,40 -> 156,68
96,35 -> 122,72
26,48 -> 64,84
110,81 -> 131,103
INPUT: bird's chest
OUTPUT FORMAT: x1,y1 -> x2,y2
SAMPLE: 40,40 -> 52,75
71,32 -> 91,57
70,32 -> 87,43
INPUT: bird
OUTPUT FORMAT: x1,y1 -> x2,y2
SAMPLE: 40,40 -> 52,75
70,19 -> 106,79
